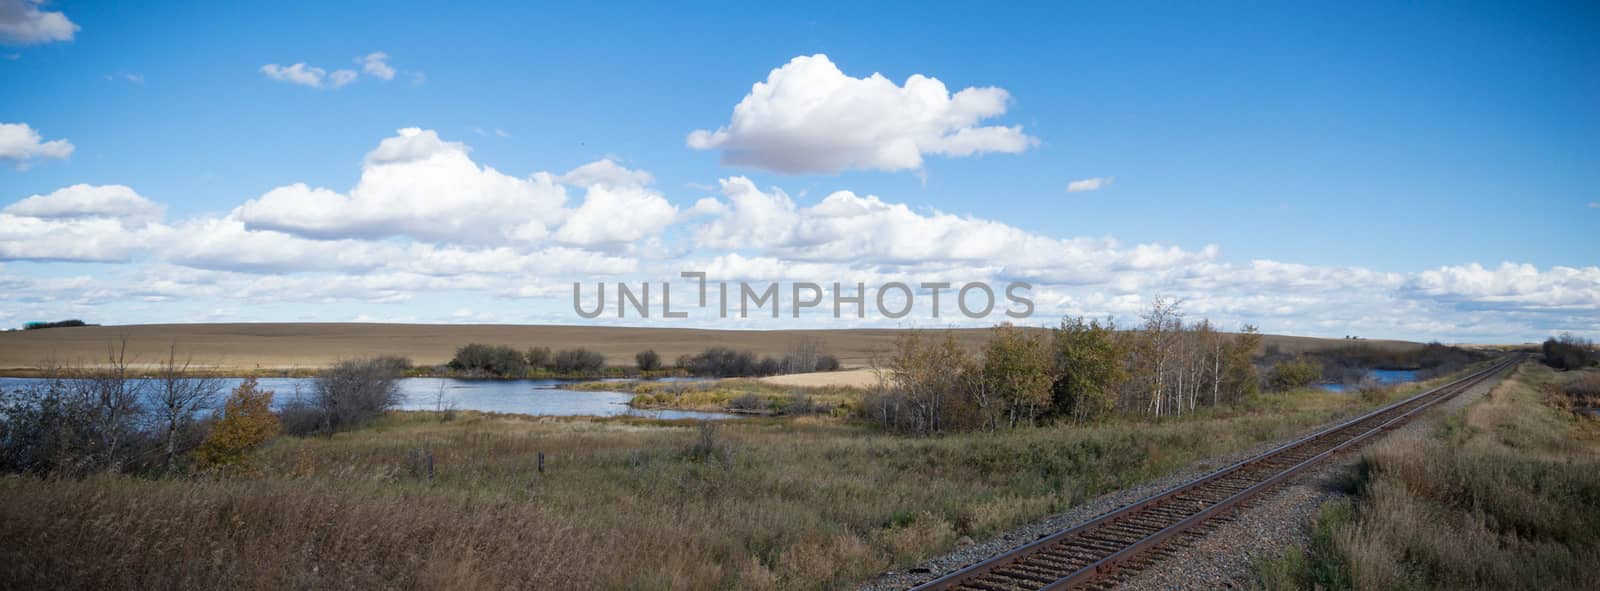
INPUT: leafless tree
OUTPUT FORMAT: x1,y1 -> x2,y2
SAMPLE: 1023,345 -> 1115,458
785,337 -> 822,373
150,342 -> 222,474
313,357 -> 403,434
66,337 -> 149,473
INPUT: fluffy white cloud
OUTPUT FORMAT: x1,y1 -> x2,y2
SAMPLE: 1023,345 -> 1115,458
1412,263 -> 1600,310
237,128 -> 572,243
0,0 -> 77,45
162,217 -> 399,273
3,184 -> 162,222
1067,176 -> 1114,193
0,184 -> 165,262
560,158 -> 654,188
235,129 -> 681,250
0,214 -> 156,261
0,122 -> 73,167
329,69 -> 358,87
688,54 -> 1037,174
260,62 -> 357,88
360,52 -> 396,80
694,177 -> 1215,278
555,185 -> 677,246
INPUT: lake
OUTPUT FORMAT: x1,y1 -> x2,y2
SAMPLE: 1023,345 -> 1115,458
0,376 -> 733,421
1319,369 -> 1420,393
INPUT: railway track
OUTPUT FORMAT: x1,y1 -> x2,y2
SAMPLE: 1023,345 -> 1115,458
907,356 -> 1521,591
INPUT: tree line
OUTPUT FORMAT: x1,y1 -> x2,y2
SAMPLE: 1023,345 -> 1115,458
864,298 -> 1263,434
21,319 -> 94,330
675,342 -> 841,378
448,339 -> 841,378
448,344 -> 608,377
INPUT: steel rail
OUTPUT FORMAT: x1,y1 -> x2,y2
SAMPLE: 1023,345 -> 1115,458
908,356 -> 1519,591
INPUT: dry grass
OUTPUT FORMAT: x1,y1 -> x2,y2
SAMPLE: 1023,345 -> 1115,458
758,368 -> 881,388
596,379 -> 862,415
0,323 -> 1420,373
1257,362 -> 1600,591
0,377 -> 1423,591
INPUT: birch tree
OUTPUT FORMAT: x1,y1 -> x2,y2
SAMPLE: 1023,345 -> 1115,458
150,343 -> 222,474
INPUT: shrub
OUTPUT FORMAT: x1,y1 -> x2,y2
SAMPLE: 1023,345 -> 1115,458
635,349 -> 661,371
680,348 -> 789,377
683,347 -> 757,377
0,377 -> 97,476
193,378 -> 280,470
728,393 -> 765,412
683,423 -> 733,464
1542,333 -> 1595,370
815,355 -> 842,371
449,344 -> 527,376
756,356 -> 782,376
306,358 -> 403,434
781,392 -> 818,415
525,346 -> 552,369
1356,377 -> 1391,404
551,348 -> 605,374
372,355 -> 413,371
276,398 -> 325,437
1268,356 -> 1323,392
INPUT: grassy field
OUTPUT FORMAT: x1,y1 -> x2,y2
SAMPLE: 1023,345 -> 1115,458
1256,362 -> 1600,591
566,378 -> 864,415
0,369 -> 1478,591
0,322 -> 1425,373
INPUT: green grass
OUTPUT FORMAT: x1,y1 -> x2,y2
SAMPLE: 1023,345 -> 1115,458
565,378 -> 863,416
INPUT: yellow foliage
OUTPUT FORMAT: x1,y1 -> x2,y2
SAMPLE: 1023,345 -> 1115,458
193,377 -> 281,470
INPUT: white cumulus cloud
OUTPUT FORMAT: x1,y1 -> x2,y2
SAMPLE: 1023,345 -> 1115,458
0,185 -> 165,262
688,54 -> 1037,174
260,62 -> 357,88
0,0 -> 77,45
1067,176 -> 1114,192
560,158 -> 655,188
3,184 -> 163,222
693,176 -> 1212,278
555,184 -> 677,246
360,52 -> 396,80
236,128 -> 677,248
237,128 -> 570,243
0,122 -> 73,168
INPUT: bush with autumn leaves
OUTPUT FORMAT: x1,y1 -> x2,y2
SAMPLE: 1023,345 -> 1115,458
192,378 -> 281,473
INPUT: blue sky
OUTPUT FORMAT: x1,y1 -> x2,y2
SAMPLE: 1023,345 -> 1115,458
1,1 -> 1597,341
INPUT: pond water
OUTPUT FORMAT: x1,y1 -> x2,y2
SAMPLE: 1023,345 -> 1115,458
1319,369 -> 1420,393
0,376 -> 732,421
